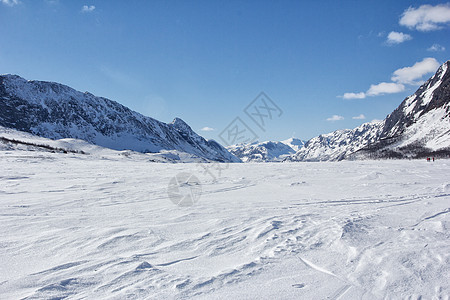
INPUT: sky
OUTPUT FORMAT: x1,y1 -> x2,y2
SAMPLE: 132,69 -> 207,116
1,0 -> 449,143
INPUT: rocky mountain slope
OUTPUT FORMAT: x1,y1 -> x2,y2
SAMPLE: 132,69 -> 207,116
352,60 -> 450,159
287,60 -> 450,161
0,75 -> 239,162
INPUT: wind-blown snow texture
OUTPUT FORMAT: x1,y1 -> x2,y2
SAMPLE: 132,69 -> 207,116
0,75 -> 239,162
288,60 -> 450,161
0,149 -> 449,299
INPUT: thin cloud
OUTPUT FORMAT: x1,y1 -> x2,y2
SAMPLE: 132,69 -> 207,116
81,5 -> 95,13
352,114 -> 366,120
386,31 -> 412,44
391,57 -> 440,84
99,65 -> 141,90
200,127 -> 215,132
340,58 -> 440,99
342,92 -> 366,100
400,3 -> 450,31
427,44 -> 446,52
1,0 -> 20,6
326,115 -> 344,121
367,82 -> 405,96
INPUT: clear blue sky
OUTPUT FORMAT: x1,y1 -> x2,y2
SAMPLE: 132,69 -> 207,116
1,0 -> 449,142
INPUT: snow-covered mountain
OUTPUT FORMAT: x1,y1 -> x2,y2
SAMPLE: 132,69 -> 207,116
288,60 -> 450,161
286,121 -> 385,162
2,59 -> 448,163
0,75 -> 240,162
227,140 -> 301,162
281,137 -> 306,151
352,60 -> 450,159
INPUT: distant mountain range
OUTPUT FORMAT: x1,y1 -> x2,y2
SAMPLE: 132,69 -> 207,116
0,75 -> 240,162
1,60 -> 449,162
227,138 -> 305,162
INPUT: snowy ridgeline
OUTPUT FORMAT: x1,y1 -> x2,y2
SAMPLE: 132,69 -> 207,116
226,138 -> 305,162
230,60 -> 450,162
0,149 -> 449,299
0,75 -> 240,163
1,60 -> 449,163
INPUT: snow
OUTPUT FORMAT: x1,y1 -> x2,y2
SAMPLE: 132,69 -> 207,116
281,138 -> 306,152
0,75 -> 240,163
0,126 -> 210,163
0,61 -> 449,298
227,141 -> 296,162
401,61 -> 447,118
288,121 -> 385,162
288,61 -> 450,161
420,63 -> 447,105
403,94 -> 417,116
399,107 -> 450,151
1,149 -> 449,299
420,62 -> 447,106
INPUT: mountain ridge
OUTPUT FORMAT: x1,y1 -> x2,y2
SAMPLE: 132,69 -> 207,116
0,74 -> 240,162
226,140 -> 298,162
288,60 -> 450,161
230,60 -> 449,162
2,60 -> 449,163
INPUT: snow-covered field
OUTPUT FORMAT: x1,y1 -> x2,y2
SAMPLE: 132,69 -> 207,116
1,151 -> 449,299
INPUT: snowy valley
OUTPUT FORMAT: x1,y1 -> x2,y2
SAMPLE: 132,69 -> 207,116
3,1 -> 450,299
0,62 -> 449,299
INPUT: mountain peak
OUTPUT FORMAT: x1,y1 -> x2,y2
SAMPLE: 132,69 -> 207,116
1,74 -> 23,79
170,117 -> 193,133
0,74 -> 27,84
440,60 -> 450,72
